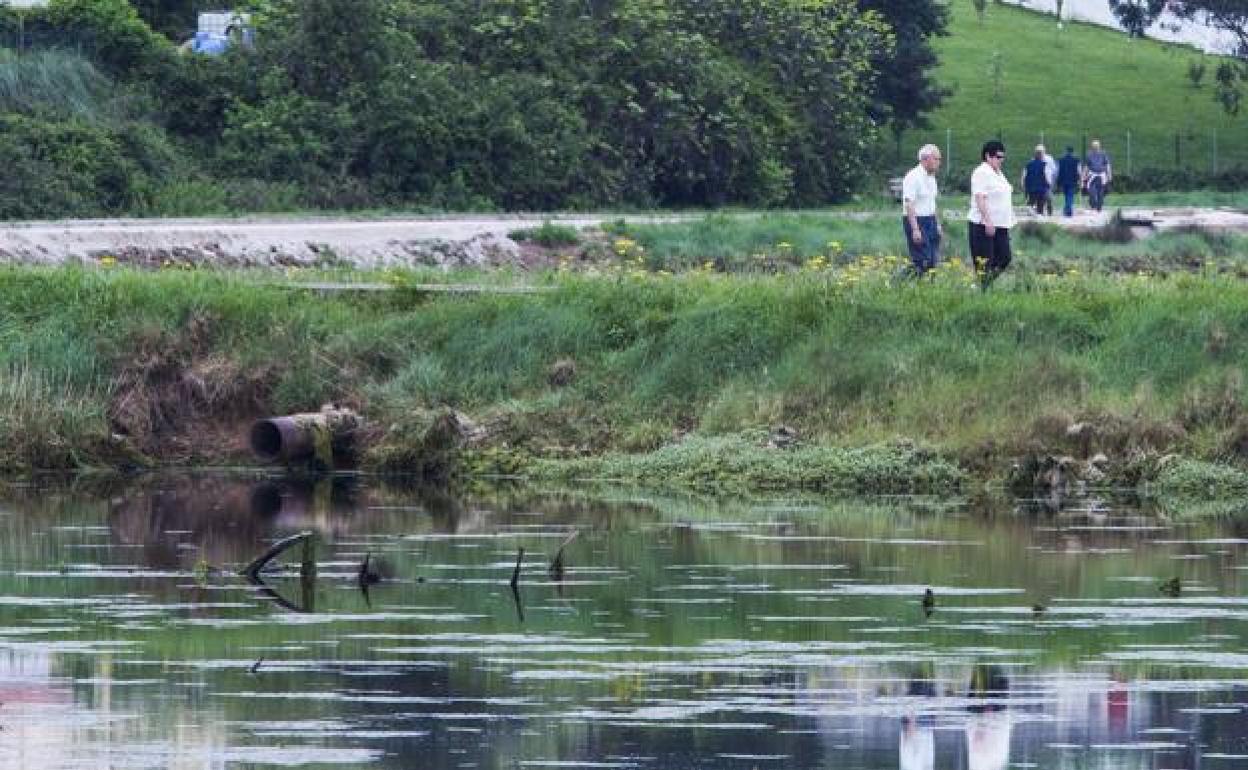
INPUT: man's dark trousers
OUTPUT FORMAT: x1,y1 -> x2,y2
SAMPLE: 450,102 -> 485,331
903,216 -> 941,274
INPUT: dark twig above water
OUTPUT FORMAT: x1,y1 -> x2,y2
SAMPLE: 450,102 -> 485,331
1159,577 -> 1182,597
922,588 -> 936,617
549,530 -> 579,581
511,547 -> 525,589
241,531 -> 315,580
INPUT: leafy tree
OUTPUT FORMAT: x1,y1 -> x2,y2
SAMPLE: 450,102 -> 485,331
1107,0 -> 1166,38
128,0 -> 201,41
224,0 -> 890,207
1169,0 -> 1248,115
859,0 -> 949,136
44,0 -> 172,77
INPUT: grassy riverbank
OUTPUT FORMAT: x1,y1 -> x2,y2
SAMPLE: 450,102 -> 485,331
3,263 -> 1248,495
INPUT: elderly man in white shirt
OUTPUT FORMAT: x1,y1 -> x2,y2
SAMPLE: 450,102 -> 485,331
967,139 -> 1016,288
901,143 -> 943,275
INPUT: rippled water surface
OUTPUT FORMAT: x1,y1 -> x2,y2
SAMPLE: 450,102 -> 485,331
1,476 -> 1247,768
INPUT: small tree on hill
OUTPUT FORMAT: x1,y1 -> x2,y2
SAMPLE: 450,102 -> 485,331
1169,0 -> 1248,116
987,50 -> 1004,102
972,0 -> 987,23
858,0 -> 951,137
1107,0 -> 1167,38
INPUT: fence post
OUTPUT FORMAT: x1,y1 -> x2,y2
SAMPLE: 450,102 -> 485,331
1175,132 -> 1181,168
1213,128 -> 1218,174
945,128 -> 952,179
1126,130 -> 1132,176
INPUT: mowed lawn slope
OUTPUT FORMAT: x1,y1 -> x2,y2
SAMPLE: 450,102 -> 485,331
899,0 -> 1247,178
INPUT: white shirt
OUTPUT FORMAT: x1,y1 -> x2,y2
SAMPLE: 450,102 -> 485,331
1043,154 -> 1057,186
901,164 -> 939,217
968,162 -> 1016,229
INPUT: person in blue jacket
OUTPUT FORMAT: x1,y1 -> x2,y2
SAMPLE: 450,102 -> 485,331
1020,146 -> 1050,216
1056,147 -> 1081,217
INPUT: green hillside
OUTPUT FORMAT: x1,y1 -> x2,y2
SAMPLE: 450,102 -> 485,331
897,0 -> 1247,181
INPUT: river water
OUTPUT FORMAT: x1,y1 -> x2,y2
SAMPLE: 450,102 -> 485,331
0,475 -> 1246,769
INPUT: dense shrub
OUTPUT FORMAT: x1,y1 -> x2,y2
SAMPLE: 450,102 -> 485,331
0,0 -> 951,215
0,114 -> 182,218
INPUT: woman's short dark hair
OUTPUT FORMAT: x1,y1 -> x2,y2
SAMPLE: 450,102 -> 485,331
981,140 -> 1005,161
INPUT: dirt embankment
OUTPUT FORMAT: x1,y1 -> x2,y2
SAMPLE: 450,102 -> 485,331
0,215 -> 679,269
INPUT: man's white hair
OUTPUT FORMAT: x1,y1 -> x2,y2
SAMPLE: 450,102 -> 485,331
917,144 -> 941,161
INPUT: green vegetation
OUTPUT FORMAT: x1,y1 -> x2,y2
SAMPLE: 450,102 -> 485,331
3,264 -> 1248,495
603,211 -> 1248,277
0,0 -> 906,215
899,0 -> 1248,185
509,221 -> 582,249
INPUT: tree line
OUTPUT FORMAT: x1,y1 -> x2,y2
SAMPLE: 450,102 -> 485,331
0,0 -> 948,217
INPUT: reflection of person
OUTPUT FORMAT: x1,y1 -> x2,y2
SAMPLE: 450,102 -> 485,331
966,710 -> 1011,770
900,716 -> 935,770
966,664 -> 1011,770
1083,139 -> 1112,212
901,144 -> 943,276
967,140 -> 1015,288
1056,146 -> 1081,217
900,673 -> 936,770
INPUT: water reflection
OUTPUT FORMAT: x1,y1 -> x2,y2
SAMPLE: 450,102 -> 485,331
0,477 -> 1245,768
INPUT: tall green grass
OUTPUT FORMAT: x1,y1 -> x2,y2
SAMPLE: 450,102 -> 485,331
0,48 -> 110,118
607,211 -> 1248,274
3,265 -> 1248,484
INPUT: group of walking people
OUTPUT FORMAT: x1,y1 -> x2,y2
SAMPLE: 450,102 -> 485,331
1021,140 -> 1113,218
900,138 -> 1113,287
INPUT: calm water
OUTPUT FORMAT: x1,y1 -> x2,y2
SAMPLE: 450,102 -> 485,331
0,475 -> 1247,769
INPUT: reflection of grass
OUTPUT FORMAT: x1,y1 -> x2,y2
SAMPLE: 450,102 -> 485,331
0,482 -> 1238,683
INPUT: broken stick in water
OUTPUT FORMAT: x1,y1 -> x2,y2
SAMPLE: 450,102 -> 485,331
510,547 -> 525,588
241,531 -> 315,581
549,530 -> 579,581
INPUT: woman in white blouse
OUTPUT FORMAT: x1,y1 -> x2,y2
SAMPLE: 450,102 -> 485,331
967,140 -> 1015,288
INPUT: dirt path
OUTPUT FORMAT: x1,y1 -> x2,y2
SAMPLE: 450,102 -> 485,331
2,207 -> 1244,269
0,214 -> 688,268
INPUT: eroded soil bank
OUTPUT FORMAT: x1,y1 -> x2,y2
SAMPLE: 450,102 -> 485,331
3,266 -> 1248,499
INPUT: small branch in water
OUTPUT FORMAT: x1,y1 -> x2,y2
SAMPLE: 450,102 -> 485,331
549,530 -> 579,581
510,583 -> 525,623
249,656 -> 265,674
241,531 -> 315,580
510,547 -> 525,589
358,553 -> 382,586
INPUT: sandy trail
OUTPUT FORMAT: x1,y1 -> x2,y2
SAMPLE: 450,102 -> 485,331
1,208 -> 1244,268
0,214 -> 684,267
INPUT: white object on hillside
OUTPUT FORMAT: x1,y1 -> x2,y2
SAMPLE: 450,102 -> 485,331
1004,0 -> 1238,54
1,0 -> 50,7
198,11 -> 250,37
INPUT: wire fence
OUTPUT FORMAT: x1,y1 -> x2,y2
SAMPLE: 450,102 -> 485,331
894,127 -> 1248,187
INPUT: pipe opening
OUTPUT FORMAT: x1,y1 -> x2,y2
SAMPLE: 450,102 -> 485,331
250,420 -> 284,462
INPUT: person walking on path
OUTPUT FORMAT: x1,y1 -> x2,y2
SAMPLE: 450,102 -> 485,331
968,140 -> 1015,288
1056,146 -> 1081,217
1042,146 -> 1057,216
1021,146 -> 1050,216
901,144 -> 944,275
1083,139 -> 1112,212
